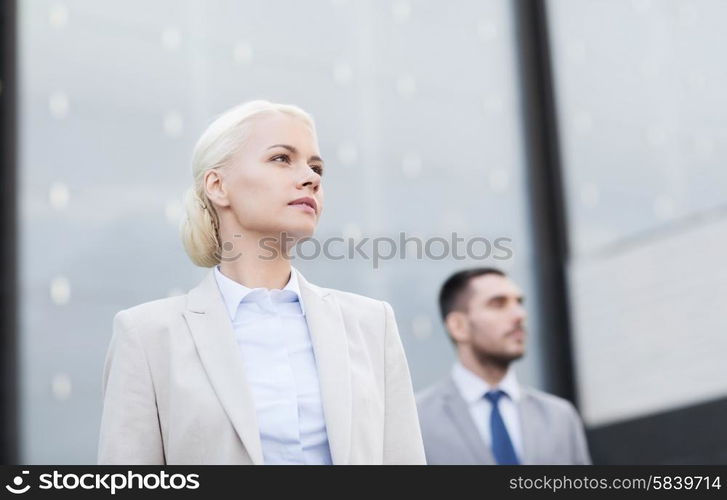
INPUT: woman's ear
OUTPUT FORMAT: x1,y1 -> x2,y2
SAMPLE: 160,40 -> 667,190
204,169 -> 231,208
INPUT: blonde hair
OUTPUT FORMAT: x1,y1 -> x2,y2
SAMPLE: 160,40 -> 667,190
180,100 -> 315,267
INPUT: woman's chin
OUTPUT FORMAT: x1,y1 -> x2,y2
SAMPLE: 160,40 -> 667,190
278,223 -> 317,240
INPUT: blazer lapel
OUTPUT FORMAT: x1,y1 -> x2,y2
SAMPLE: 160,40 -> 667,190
296,270 -> 352,465
183,270 -> 264,465
517,389 -> 542,465
442,378 -> 495,464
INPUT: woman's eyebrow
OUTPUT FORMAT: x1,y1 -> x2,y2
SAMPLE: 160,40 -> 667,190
267,144 -> 324,164
267,143 -> 297,153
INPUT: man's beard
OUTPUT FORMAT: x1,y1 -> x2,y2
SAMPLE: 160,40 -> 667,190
473,348 -> 524,370
472,328 -> 525,369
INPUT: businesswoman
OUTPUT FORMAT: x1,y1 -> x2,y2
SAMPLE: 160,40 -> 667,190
97,100 -> 425,465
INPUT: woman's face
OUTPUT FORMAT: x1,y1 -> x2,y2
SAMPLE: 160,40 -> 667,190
208,112 -> 324,242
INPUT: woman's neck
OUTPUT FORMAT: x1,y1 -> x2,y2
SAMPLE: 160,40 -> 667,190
217,230 -> 294,290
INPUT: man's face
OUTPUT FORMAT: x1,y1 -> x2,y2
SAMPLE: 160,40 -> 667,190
457,274 -> 527,365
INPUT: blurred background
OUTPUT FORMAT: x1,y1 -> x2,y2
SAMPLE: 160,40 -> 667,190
0,0 -> 725,464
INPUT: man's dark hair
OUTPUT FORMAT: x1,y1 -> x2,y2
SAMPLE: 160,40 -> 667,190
438,267 -> 506,323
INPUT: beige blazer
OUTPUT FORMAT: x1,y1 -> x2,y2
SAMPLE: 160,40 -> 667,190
98,268 -> 426,465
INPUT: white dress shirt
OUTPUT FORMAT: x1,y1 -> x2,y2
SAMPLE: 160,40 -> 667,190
451,361 -> 523,461
213,265 -> 332,465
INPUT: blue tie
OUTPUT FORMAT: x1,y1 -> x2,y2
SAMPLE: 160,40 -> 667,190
485,390 -> 520,465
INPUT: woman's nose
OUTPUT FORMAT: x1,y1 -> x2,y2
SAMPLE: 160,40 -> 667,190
299,167 -> 321,191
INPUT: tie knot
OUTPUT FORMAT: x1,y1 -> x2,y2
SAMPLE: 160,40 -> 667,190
485,389 -> 507,405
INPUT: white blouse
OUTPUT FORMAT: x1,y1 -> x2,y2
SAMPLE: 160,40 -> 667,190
214,265 -> 332,465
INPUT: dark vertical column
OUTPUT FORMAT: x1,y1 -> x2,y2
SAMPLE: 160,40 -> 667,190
512,0 -> 576,405
0,0 -> 18,464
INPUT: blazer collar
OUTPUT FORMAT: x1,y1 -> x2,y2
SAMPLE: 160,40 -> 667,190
184,267 -> 352,465
212,264 -> 307,318
450,361 -> 522,404
295,269 -> 352,464
442,374 -> 541,465
515,387 -> 543,465
183,270 -> 264,464
442,377 -> 495,464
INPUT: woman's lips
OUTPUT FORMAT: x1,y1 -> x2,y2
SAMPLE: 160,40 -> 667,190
289,203 -> 316,215
288,197 -> 317,214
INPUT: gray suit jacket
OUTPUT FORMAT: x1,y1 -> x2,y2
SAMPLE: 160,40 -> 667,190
416,377 -> 591,465
98,268 -> 425,465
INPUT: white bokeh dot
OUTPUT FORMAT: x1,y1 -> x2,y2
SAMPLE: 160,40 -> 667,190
49,3 -> 69,28
693,135 -> 714,158
165,199 -> 183,225
50,276 -> 71,305
391,0 -> 411,22
573,111 -> 593,135
342,222 -> 362,241
51,372 -> 72,401
580,182 -> 600,208
646,124 -> 669,148
632,0 -> 652,13
163,111 -> 184,138
411,314 -> 433,340
653,194 -> 676,220
401,153 -> 422,179
489,169 -> 509,192
483,96 -> 504,115
49,181 -> 70,210
686,72 -> 706,91
49,91 -> 70,119
396,75 -> 417,98
161,27 -> 182,50
566,40 -> 587,63
477,19 -> 498,41
438,210 -> 469,234
333,62 -> 353,86
639,60 -> 660,79
337,141 -> 358,166
167,288 -> 184,297
233,41 -> 253,64
677,3 -> 698,26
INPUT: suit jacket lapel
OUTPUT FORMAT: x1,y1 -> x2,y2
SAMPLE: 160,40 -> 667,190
183,270 -> 264,465
296,270 -> 352,465
442,378 -> 495,464
517,389 -> 541,465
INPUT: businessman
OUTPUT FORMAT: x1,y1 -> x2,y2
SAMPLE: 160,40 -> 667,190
416,268 -> 591,465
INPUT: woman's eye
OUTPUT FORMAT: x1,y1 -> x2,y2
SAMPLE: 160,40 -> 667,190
311,166 -> 324,176
271,154 -> 290,163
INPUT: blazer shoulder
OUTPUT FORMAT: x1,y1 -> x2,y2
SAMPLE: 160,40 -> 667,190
114,295 -> 188,334
322,286 -> 388,317
522,386 -> 580,419
415,378 -> 453,414
416,378 -> 448,402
